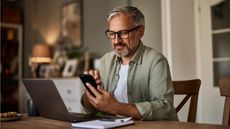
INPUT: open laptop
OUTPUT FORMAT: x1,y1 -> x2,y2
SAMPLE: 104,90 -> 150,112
23,79 -> 101,122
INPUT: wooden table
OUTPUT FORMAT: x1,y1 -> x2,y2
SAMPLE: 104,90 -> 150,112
1,116 -> 229,129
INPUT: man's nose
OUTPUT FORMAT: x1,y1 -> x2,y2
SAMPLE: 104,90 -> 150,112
113,34 -> 122,43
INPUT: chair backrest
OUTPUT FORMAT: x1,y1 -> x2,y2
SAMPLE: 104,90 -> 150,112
219,78 -> 230,126
173,79 -> 201,122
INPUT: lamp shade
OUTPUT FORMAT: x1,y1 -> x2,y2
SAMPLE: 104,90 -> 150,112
30,44 -> 52,63
32,44 -> 51,57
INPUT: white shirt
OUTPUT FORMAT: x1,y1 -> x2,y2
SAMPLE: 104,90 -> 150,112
114,64 -> 129,103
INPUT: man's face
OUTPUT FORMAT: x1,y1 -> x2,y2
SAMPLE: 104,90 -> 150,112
108,14 -> 144,58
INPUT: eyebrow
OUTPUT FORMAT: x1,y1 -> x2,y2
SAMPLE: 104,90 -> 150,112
108,26 -> 140,32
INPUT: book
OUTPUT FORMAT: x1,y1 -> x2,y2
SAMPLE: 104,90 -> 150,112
71,117 -> 134,129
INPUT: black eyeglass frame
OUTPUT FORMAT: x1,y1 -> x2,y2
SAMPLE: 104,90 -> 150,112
105,25 -> 141,39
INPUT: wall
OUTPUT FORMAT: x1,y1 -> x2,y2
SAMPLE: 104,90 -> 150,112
131,0 -> 162,51
170,0 -> 197,80
83,0 -> 111,57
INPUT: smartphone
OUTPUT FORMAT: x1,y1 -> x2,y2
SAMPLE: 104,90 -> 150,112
79,74 -> 97,96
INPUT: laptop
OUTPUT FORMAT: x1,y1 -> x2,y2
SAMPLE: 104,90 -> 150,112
23,79 -> 101,122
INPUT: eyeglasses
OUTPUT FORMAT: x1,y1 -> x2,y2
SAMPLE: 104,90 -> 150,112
105,25 -> 141,39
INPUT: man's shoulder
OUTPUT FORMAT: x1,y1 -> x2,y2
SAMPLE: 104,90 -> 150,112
142,45 -> 165,59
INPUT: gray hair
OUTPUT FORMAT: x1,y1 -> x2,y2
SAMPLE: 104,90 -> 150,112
107,6 -> 145,27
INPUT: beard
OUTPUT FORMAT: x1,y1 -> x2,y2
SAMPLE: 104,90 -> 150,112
113,43 -> 131,57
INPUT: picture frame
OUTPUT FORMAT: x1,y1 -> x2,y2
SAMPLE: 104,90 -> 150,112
38,65 -> 49,78
61,0 -> 83,48
38,64 -> 59,78
62,59 -> 79,77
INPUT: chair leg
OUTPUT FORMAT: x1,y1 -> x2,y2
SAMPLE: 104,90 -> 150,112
222,97 -> 230,126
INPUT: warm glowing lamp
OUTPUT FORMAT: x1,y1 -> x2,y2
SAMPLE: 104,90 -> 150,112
30,44 -> 52,63
29,44 -> 52,77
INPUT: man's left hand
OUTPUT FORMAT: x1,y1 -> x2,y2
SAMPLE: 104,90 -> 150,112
85,83 -> 119,114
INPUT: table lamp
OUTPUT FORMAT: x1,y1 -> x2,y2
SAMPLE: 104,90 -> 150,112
29,44 -> 52,77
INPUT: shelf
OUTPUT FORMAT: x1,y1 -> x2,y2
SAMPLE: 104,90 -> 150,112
1,23 -> 22,113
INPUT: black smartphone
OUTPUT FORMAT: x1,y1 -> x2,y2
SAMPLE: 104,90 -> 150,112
79,74 -> 97,96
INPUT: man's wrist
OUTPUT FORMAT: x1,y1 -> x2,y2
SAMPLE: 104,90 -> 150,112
109,102 -> 141,119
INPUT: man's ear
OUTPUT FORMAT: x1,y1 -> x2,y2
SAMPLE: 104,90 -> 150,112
138,26 -> 145,38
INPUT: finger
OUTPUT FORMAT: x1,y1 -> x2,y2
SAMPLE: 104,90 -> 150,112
85,88 -> 97,101
86,83 -> 101,97
87,97 -> 97,107
89,70 -> 94,76
84,71 -> 89,74
83,86 -> 92,95
85,89 -> 98,106
93,70 -> 102,85
94,70 -> 100,80
85,96 -> 96,107
84,88 -> 93,98
85,88 -> 94,98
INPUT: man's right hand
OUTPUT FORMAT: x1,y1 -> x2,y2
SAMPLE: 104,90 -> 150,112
84,69 -> 102,86
82,69 -> 102,109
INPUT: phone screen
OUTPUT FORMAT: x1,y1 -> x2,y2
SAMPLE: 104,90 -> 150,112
79,74 -> 97,96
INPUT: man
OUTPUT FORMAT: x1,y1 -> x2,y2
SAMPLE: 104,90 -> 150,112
81,6 -> 178,120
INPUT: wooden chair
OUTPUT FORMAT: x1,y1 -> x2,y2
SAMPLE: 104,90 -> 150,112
173,79 -> 201,122
219,78 -> 230,126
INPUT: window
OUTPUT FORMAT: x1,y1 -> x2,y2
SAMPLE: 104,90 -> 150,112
211,0 -> 230,86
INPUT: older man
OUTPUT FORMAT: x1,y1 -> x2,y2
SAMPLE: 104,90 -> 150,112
81,6 -> 178,121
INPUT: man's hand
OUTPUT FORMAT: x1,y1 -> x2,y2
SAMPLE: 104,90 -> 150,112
82,69 -> 102,109
84,69 -> 102,86
85,83 -> 119,114
82,69 -> 142,119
